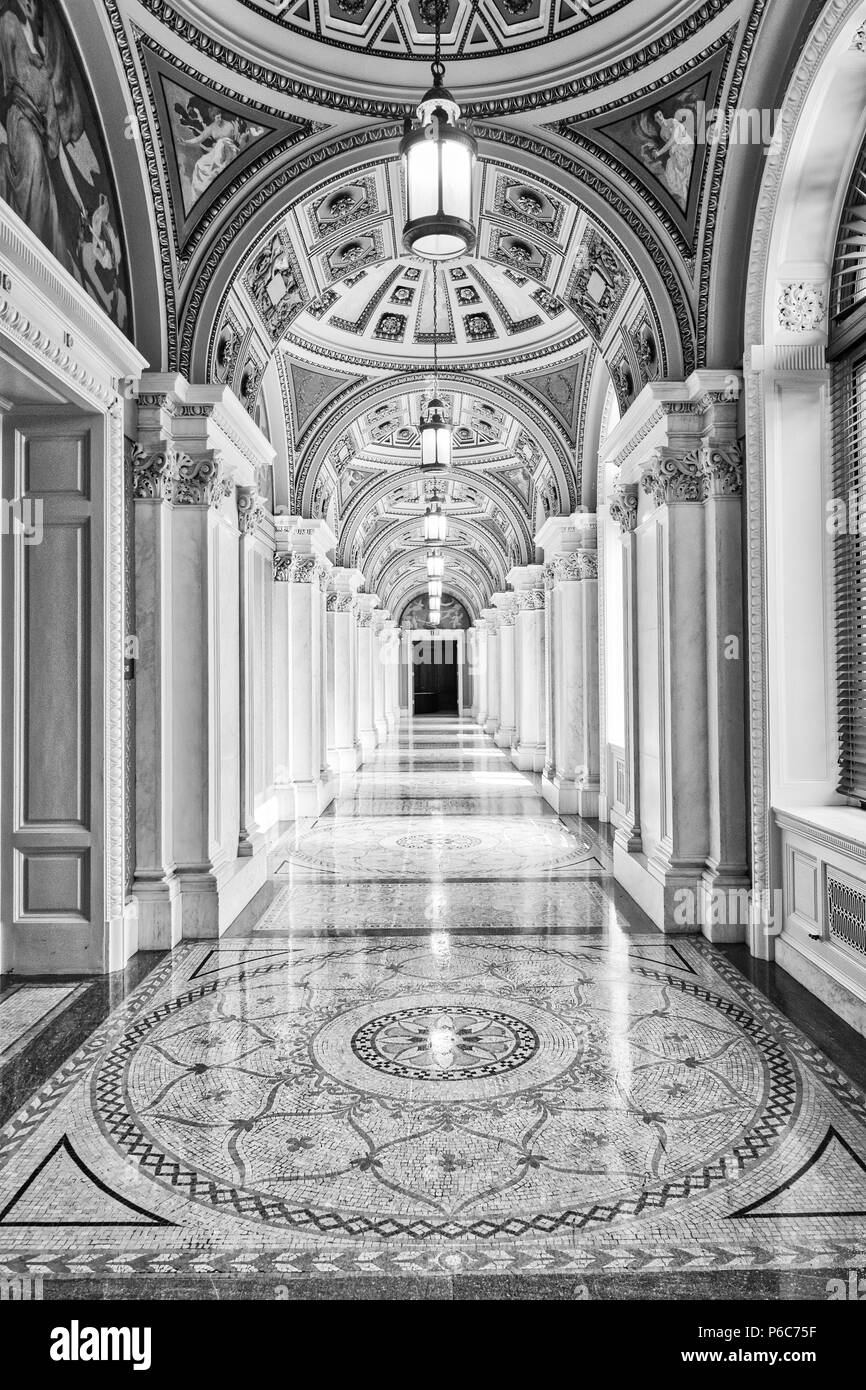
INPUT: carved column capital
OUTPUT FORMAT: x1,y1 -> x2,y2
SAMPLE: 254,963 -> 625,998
273,553 -> 293,582
171,452 -> 233,508
326,593 -> 358,613
289,554 -> 328,586
699,441 -> 743,498
515,588 -> 546,611
357,611 -> 375,628
641,446 -> 703,506
237,485 -> 267,535
131,443 -> 178,501
552,550 -> 599,582
609,483 -> 639,533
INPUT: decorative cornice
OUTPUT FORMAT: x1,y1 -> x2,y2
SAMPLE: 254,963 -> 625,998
641,446 -> 704,506
609,484 -> 639,533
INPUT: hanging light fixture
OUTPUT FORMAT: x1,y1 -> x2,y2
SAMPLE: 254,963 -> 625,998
427,550 -> 444,579
428,578 -> 443,600
419,268 -> 452,471
423,484 -> 448,543
401,1 -> 477,260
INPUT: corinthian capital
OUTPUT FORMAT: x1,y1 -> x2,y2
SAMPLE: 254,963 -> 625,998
237,486 -> 267,535
131,444 -> 178,501
609,484 -> 638,533
699,441 -> 743,498
326,593 -> 358,613
641,446 -> 703,506
516,588 -> 545,611
273,554 -> 292,582
553,550 -> 599,582
171,452 -> 233,508
289,554 -> 327,585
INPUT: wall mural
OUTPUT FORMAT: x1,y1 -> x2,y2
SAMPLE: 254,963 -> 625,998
401,594 -> 471,630
165,80 -> 265,215
0,0 -> 129,331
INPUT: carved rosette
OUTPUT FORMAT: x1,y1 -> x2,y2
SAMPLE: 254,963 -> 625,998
700,441 -> 743,498
853,21 -> 866,52
515,588 -> 545,611
641,446 -> 703,507
237,486 -> 267,535
326,593 -> 358,613
131,444 -> 178,501
172,452 -> 233,508
609,484 -> 638,533
777,281 -> 827,334
552,550 -> 598,582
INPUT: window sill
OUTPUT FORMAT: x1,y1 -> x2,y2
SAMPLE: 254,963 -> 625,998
773,805 -> 866,861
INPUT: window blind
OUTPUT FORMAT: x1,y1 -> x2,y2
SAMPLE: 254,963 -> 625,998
831,355 -> 866,803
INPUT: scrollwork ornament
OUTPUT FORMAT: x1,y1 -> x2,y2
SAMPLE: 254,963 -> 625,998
131,444 -> 178,501
326,593 -> 358,613
516,588 -> 545,611
357,611 -> 375,628
701,442 -> 743,498
273,554 -> 292,582
289,554 -> 326,585
641,447 -> 703,506
237,486 -> 267,535
609,485 -> 638,533
172,453 -> 233,508
553,550 -> 599,582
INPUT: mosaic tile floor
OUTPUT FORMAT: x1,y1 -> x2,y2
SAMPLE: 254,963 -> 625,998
0,717 -> 865,1296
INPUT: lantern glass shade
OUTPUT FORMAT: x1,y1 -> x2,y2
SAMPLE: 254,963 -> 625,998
401,90 -> 477,260
428,578 -> 443,600
423,504 -> 448,543
427,550 -> 444,579
419,399 -> 452,470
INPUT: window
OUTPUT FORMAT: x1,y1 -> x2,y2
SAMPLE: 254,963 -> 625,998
830,139 -> 866,803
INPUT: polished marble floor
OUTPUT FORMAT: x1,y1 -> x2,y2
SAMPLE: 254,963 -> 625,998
1,716 -> 865,1299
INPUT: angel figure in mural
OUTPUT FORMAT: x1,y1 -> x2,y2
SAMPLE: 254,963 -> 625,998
173,94 -> 265,204
639,107 -> 696,211
0,0 -> 128,328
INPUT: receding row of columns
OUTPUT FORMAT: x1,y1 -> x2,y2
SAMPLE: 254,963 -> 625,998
468,515 -> 600,817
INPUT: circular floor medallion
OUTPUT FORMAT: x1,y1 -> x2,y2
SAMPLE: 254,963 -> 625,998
351,1005 -> 538,1080
395,833 -> 481,853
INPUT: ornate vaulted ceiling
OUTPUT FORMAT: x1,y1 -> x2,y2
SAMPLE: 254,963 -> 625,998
106,0 -> 773,618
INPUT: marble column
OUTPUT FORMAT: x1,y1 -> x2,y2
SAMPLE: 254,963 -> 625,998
638,423 -> 711,926
508,564 -> 546,772
698,392 -> 749,941
491,593 -> 517,749
537,514 -> 601,816
609,485 -> 642,853
237,487 -> 274,859
281,519 -> 336,817
356,595 -> 380,755
372,609 -> 392,741
482,608 -> 501,738
132,376 -> 274,943
474,620 -> 489,728
326,567 -> 364,773
382,618 -> 400,731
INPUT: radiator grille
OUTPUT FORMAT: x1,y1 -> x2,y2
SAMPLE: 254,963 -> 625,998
826,870 -> 866,958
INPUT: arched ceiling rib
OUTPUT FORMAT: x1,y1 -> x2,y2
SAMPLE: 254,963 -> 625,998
107,0 -> 774,616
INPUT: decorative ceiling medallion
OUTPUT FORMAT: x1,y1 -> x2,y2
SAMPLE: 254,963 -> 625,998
233,0 -> 642,60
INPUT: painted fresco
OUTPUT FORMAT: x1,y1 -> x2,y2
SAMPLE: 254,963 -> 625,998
0,0 -> 130,331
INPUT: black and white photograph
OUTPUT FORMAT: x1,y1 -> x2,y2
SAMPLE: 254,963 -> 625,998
0,0 -> 864,1362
